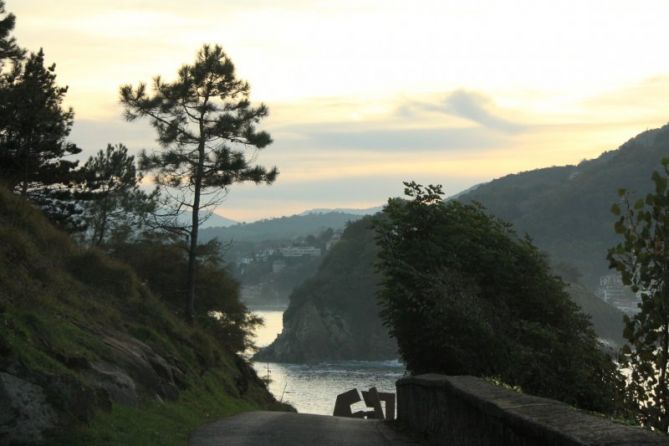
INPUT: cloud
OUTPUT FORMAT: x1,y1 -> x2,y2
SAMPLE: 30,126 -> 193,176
70,118 -> 156,158
583,76 -> 669,111
399,90 -> 525,133
211,173 -> 481,221
271,121 -> 507,152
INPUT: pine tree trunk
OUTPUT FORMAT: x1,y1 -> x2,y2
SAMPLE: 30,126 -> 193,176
185,130 -> 206,323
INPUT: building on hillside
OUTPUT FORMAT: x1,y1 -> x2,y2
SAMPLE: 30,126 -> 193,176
279,246 -> 322,257
325,231 -> 343,251
257,248 -> 276,261
597,274 -> 641,315
272,259 -> 287,274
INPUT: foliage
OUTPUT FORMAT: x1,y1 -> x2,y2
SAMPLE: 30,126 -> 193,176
120,44 -> 278,321
0,0 -> 23,66
0,49 -> 81,228
374,181 -> 623,414
47,370 -> 274,446
108,233 -> 260,353
608,158 -> 669,432
78,144 -> 158,246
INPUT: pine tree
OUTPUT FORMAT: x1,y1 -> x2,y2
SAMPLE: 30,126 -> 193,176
120,44 -> 278,322
0,49 -> 80,203
0,0 -> 23,66
79,144 -> 158,246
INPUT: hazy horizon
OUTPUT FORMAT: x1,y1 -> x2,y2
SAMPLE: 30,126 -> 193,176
10,0 -> 669,220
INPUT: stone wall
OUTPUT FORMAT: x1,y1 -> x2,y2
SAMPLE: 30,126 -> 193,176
396,374 -> 669,445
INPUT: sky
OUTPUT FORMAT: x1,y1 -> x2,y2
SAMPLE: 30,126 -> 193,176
9,0 -> 669,221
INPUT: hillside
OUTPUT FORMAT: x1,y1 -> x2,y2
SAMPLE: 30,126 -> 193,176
257,218 -> 624,363
0,188 -> 287,445
201,212 -> 366,309
200,213 -> 238,228
255,218 -> 397,362
299,206 -> 383,216
200,211 -> 363,244
256,124 -> 669,362
460,123 -> 669,288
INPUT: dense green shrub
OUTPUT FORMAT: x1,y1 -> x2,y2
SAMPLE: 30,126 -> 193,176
374,182 -> 624,414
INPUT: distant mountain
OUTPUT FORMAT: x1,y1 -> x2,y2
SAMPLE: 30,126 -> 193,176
200,211 -> 364,243
201,212 -> 237,228
459,123 -> 669,289
448,183 -> 483,200
299,206 -> 383,216
174,210 -> 237,228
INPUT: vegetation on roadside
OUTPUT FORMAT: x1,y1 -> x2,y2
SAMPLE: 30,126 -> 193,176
0,186 -> 288,445
47,370 -> 270,446
374,182 -> 625,415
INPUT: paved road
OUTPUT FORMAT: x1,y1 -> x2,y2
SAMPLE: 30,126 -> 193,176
189,411 -> 422,446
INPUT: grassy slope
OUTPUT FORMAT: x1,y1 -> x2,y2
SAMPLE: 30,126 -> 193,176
48,370 -> 263,446
0,188 -> 286,445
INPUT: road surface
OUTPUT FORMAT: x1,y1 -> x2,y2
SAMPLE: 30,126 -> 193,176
189,411 -> 422,446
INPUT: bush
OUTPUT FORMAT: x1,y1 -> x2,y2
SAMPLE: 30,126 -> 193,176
374,182 -> 623,414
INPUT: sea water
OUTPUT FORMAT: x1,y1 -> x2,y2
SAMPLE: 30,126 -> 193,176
250,309 -> 406,415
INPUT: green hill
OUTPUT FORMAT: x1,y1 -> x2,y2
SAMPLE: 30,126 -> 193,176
0,188 -> 287,445
460,123 -> 669,289
200,211 -> 363,244
201,212 -> 367,309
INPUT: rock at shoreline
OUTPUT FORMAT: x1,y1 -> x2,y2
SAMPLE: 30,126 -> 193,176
255,218 -> 397,363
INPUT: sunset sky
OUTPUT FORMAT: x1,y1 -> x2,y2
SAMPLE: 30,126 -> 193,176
10,0 -> 669,221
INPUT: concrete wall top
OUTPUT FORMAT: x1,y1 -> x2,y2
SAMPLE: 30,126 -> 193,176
397,374 -> 669,445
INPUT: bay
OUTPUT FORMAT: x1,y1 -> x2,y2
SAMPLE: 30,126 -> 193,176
250,309 -> 406,415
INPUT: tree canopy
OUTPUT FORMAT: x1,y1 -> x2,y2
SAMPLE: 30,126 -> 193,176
78,144 -> 158,246
374,181 -> 622,414
0,0 -> 23,65
0,49 -> 80,195
120,44 -> 278,321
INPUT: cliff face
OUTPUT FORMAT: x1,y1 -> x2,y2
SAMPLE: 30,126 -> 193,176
0,189 -> 283,445
256,217 -> 397,363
